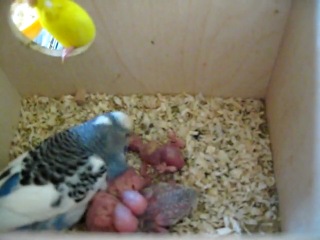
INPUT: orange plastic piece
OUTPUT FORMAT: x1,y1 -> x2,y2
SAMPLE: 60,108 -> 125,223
21,19 -> 42,40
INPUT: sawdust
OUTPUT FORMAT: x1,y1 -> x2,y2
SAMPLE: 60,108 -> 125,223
9,93 -> 280,235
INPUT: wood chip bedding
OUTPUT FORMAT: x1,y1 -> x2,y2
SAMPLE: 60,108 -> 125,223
9,93 -> 280,235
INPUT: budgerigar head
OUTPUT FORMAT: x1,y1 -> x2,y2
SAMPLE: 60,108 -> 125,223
73,110 -> 132,153
92,111 -> 133,151
72,111 -> 132,180
95,111 -> 133,180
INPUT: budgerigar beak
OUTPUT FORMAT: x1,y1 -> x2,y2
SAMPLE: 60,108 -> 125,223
61,47 -> 75,63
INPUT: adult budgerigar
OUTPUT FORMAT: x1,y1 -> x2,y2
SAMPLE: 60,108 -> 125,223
27,0 -> 96,62
0,111 -> 132,232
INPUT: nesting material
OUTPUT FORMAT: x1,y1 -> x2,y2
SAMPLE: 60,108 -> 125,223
74,89 -> 87,106
9,93 -> 280,235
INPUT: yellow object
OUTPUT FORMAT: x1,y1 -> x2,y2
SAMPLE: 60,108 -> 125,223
32,0 -> 96,48
21,18 -> 42,40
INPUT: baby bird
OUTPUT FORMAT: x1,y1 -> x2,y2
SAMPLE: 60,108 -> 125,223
27,0 -> 96,62
0,111 -> 132,232
139,183 -> 198,233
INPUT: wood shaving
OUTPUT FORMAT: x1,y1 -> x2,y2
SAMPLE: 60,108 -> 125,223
74,89 -> 87,106
9,93 -> 280,235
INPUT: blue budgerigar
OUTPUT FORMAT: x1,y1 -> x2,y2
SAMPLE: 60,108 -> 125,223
0,111 -> 132,232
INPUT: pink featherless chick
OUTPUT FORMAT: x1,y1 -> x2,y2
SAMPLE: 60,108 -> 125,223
128,130 -> 186,177
85,168 -> 148,233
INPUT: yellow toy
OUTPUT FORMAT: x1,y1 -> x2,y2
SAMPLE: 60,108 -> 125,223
27,0 -> 96,62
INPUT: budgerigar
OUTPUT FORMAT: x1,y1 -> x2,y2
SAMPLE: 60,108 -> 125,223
0,111 -> 132,232
27,0 -> 96,62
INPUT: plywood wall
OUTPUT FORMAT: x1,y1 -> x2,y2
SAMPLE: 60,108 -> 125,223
0,68 -> 21,169
266,0 -> 320,233
0,0 -> 291,98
